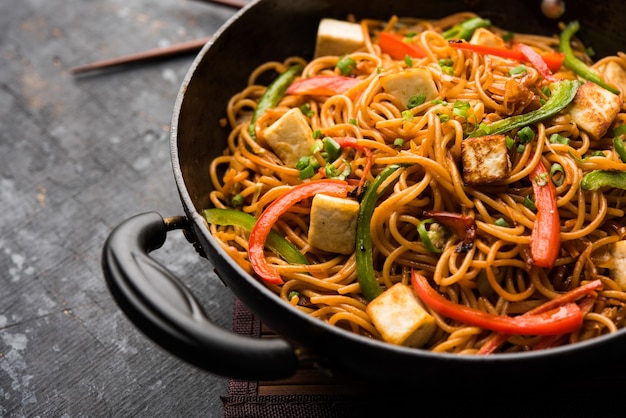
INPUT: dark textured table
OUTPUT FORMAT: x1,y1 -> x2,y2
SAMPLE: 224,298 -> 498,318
0,1 -> 242,416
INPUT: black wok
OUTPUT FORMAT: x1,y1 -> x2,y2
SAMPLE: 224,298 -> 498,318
102,0 -> 626,383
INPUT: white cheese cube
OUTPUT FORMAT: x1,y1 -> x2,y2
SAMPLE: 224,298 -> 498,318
308,194 -> 359,255
469,28 -> 507,48
366,283 -> 437,348
379,68 -> 438,110
467,28 -> 519,68
610,240 -> 626,291
601,61 -> 626,96
567,81 -> 622,140
263,108 -> 315,166
461,134 -> 511,185
314,18 -> 365,58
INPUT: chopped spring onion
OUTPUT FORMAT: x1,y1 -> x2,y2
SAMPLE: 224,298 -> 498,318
408,94 -> 427,109
300,103 -> 315,117
230,193 -> 244,208
524,195 -> 537,211
337,56 -> 357,75
509,64 -> 527,76
495,217 -> 510,227
550,163 -> 565,186
322,137 -> 342,161
402,110 -> 414,123
453,100 -> 470,118
549,133 -> 570,145
517,126 -> 535,143
325,161 -> 352,180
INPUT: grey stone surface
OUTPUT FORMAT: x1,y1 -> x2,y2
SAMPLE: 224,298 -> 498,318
0,1 -> 240,416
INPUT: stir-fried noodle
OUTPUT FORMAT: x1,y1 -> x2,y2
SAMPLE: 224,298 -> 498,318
204,13 -> 626,354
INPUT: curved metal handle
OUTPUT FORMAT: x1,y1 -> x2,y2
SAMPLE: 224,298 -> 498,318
101,211 -> 298,380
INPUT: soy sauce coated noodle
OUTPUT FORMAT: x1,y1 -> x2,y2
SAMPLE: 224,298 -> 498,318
205,12 -> 626,354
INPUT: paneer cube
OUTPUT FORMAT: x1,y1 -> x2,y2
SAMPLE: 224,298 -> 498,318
468,28 -> 517,68
461,134 -> 511,185
567,81 -> 623,140
379,68 -> 438,110
610,240 -> 626,291
264,108 -> 315,166
366,283 -> 437,348
314,18 -> 365,58
601,61 -> 626,96
469,28 -> 507,48
308,194 -> 359,255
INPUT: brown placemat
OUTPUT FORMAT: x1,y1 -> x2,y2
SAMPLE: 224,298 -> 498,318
222,298 -> 626,418
222,298 -> 376,417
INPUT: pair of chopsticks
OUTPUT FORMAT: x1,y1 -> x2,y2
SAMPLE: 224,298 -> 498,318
71,0 -> 246,74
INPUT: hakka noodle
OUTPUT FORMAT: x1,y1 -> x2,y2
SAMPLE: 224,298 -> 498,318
203,12 -> 626,354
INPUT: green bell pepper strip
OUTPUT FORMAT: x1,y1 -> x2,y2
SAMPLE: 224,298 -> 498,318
559,21 -> 620,95
248,64 -> 303,138
356,164 -> 403,301
580,170 -> 626,191
467,79 -> 579,138
613,136 -> 626,163
442,17 -> 491,41
202,208 -> 309,266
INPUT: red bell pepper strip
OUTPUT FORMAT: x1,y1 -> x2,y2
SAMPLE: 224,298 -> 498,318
332,137 -> 374,194
529,160 -> 560,268
529,279 -> 602,314
411,271 -> 584,336
514,43 -> 557,82
248,180 -> 351,284
378,32 -> 426,60
478,279 -> 602,354
449,41 -> 564,73
532,292 -> 598,350
286,75 -> 362,96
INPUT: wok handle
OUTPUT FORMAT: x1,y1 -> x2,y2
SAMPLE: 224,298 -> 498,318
101,211 -> 298,380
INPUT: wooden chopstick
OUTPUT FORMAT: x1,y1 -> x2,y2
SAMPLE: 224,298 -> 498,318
71,37 -> 212,74
71,0 -> 247,74
191,0 -> 247,8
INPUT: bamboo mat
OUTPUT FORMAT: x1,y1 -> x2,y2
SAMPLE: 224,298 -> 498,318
222,298 -> 626,418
